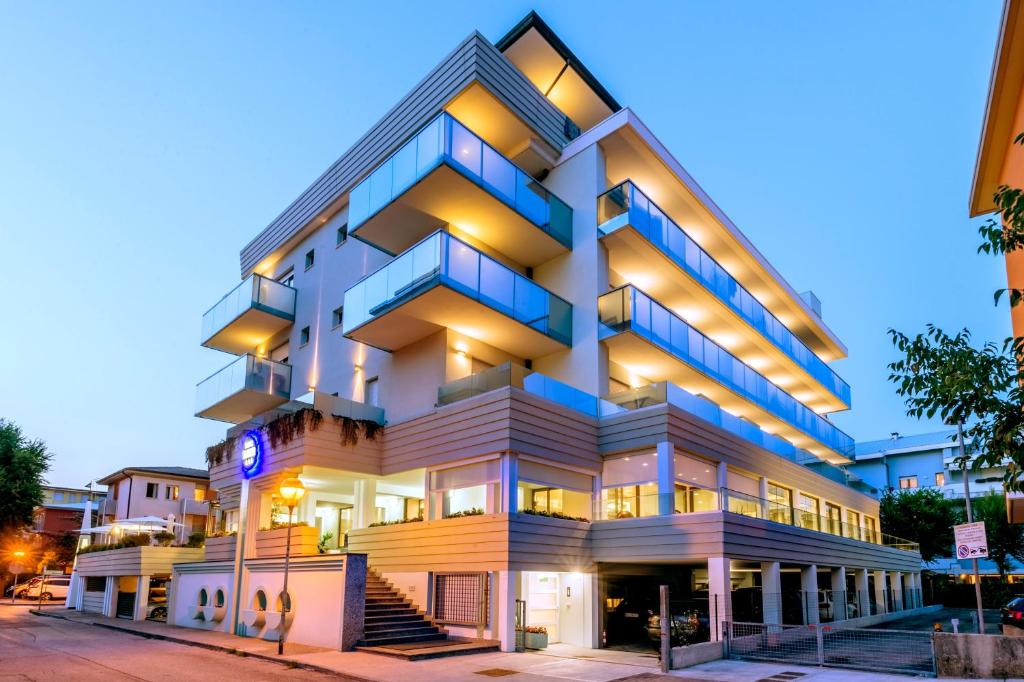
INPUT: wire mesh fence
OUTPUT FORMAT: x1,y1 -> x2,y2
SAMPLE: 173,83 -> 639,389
726,621 -> 935,675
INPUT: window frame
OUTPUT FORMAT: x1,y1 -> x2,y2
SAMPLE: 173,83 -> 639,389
336,223 -> 348,247
299,326 -> 310,347
332,306 -> 344,329
304,249 -> 315,270
145,482 -> 159,499
898,475 -> 919,489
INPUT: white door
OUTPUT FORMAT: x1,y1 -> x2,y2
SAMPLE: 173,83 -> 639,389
559,572 -> 587,646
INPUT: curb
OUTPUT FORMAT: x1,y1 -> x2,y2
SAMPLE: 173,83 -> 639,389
30,609 -> 372,681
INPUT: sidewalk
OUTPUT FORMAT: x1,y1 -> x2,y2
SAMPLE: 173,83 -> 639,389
32,608 -> 1024,681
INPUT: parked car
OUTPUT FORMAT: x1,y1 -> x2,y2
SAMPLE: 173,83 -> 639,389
146,587 -> 168,620
646,610 -> 710,646
18,576 -> 70,600
6,576 -> 43,598
1001,597 -> 1024,625
819,591 -> 858,620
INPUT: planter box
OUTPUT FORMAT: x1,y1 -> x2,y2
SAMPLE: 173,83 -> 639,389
524,631 -> 548,650
204,536 -> 237,562
254,526 -> 319,558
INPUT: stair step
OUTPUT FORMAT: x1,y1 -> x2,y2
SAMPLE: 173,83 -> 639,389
365,607 -> 419,617
363,625 -> 442,637
358,632 -> 449,646
365,614 -> 426,623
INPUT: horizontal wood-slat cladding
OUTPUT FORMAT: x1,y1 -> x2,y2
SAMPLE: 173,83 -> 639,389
380,387 -> 599,475
599,404 -> 878,513
240,33 -> 571,275
590,512 -> 920,572
81,592 -> 104,613
76,547 -> 205,576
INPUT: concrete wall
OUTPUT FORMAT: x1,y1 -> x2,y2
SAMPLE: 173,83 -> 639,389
934,631 -> 1024,679
170,561 -> 235,633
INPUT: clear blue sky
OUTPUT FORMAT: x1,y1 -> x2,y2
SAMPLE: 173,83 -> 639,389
0,1 -> 1009,487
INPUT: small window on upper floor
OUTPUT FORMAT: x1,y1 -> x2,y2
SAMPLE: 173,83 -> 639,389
194,488 -> 206,502
935,472 -> 945,486
53,492 -> 64,502
278,269 -> 295,288
337,223 -> 348,246
898,475 -> 918,489
332,306 -> 344,329
305,249 -> 315,270
145,482 -> 159,498
166,485 -> 179,501
300,326 -> 310,347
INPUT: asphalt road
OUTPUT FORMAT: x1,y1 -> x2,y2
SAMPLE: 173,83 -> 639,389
0,606 -> 341,681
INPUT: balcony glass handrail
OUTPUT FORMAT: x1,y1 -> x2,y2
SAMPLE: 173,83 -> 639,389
201,274 -> 297,344
436,362 -> 626,418
598,285 -> 854,458
343,231 -> 572,346
719,488 -> 919,551
598,181 -> 849,406
348,112 -> 572,250
195,354 -> 292,414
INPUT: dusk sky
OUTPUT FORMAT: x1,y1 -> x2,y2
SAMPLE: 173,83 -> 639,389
0,1 -> 1010,487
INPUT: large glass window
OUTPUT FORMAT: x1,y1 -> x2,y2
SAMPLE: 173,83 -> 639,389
674,484 -> 718,514
797,493 -> 820,530
518,484 -> 592,520
845,509 -> 861,540
602,482 -> 659,519
444,485 -> 486,517
766,483 -> 793,525
825,502 -> 841,535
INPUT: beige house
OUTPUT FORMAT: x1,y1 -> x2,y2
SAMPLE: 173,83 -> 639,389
182,11 -> 924,656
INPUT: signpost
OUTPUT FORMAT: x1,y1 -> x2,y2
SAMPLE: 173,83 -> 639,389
954,522 -> 989,560
8,561 -> 24,604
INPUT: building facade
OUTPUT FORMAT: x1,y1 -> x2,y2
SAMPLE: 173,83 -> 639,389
33,485 -> 108,537
185,12 -> 923,653
96,466 -> 211,540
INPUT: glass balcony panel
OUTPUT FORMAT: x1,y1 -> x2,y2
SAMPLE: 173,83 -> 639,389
599,286 -> 854,459
343,232 -> 571,352
195,354 -> 291,422
392,142 -> 418,196
416,116 -> 444,174
449,119 -> 482,176
481,145 -> 516,204
201,274 -> 296,354
597,181 -> 850,407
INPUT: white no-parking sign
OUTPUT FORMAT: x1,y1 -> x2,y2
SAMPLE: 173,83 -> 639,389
954,521 -> 988,559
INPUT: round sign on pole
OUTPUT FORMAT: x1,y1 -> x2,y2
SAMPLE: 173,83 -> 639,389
7,562 -> 25,575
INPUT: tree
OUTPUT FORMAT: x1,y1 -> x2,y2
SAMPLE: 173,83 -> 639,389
970,491 -> 1024,580
878,487 -> 961,562
0,420 -> 51,531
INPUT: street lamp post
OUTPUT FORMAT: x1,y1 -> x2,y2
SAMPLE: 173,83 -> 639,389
276,477 -> 306,656
10,550 -> 26,604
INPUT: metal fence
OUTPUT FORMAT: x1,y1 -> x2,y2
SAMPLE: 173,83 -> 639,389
726,621 -> 935,675
433,572 -> 489,627
731,587 -> 924,625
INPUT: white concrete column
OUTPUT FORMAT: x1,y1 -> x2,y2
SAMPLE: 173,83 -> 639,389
761,561 -> 782,625
133,576 -> 150,621
501,454 -> 518,514
708,557 -> 733,641
892,571 -> 904,611
873,570 -> 888,614
855,569 -> 870,618
758,477 -> 769,518
830,567 -> 847,621
353,479 -> 377,529
103,576 -> 117,618
800,565 -> 819,624
656,441 -> 675,515
497,570 -> 520,652
716,462 -> 729,492
914,572 -> 923,608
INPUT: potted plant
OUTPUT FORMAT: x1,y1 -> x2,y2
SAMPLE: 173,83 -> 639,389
523,625 -> 548,650
153,531 -> 175,547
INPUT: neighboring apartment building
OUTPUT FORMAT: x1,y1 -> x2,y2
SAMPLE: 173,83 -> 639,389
182,12 -> 922,653
970,0 -> 1024,524
97,466 -> 211,540
33,485 -> 108,537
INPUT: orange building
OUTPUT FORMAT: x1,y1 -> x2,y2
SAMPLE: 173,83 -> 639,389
972,0 -> 1024,337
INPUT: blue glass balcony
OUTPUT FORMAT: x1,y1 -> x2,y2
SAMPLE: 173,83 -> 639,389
195,354 -> 292,423
347,112 -> 572,267
343,231 -> 572,357
598,181 -> 850,409
201,274 -> 296,354
598,285 -> 854,462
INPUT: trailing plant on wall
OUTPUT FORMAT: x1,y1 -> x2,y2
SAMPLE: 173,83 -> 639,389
367,516 -> 423,528
444,508 -> 484,519
205,407 -> 383,468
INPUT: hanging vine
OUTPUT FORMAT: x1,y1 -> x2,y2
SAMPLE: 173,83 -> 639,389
205,407 -> 381,467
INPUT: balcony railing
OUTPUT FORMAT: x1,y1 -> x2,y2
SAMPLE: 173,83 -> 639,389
201,274 -> 296,350
598,285 -> 854,459
343,231 -> 572,347
598,181 -> 850,406
719,488 -> 918,551
348,112 -> 572,250
195,354 -> 292,421
437,362 -> 625,418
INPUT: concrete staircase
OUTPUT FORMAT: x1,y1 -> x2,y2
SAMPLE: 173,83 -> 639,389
355,569 -> 500,660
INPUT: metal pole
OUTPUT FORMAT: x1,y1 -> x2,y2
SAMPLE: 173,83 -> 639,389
958,421 -> 985,633
278,505 -> 294,655
659,584 -> 670,672
38,567 -> 47,610
11,573 -> 18,604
